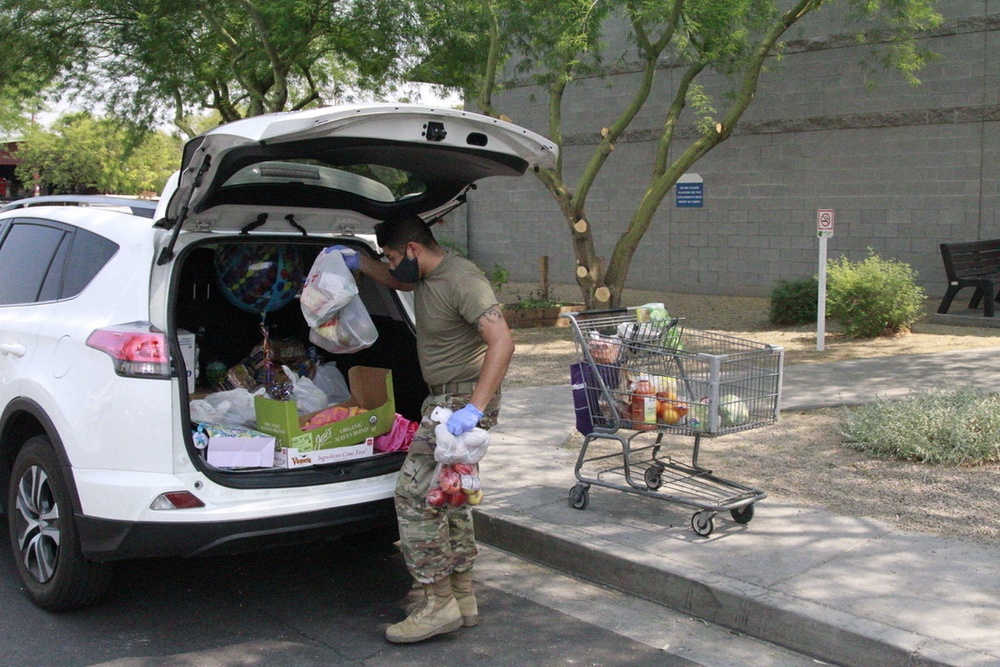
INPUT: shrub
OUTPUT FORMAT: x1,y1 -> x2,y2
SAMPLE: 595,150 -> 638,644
488,262 -> 509,295
768,276 -> 818,325
826,250 -> 925,338
505,290 -> 562,310
841,388 -> 1000,465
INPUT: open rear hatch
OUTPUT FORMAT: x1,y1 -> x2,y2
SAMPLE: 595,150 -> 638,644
156,104 -> 557,237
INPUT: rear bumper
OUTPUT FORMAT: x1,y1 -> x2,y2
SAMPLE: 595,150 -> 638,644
77,497 -> 397,560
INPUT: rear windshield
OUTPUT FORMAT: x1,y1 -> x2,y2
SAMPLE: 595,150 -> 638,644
222,160 -> 425,203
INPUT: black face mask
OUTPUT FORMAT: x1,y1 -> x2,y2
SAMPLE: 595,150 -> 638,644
389,252 -> 420,284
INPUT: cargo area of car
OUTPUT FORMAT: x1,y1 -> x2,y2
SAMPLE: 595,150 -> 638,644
171,237 -> 427,479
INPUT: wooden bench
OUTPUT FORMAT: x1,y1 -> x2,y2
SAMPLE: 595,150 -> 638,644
938,239 -> 1000,317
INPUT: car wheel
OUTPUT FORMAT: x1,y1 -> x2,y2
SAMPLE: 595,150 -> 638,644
7,435 -> 114,610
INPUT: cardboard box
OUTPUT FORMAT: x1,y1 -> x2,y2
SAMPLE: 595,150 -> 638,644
273,438 -> 375,469
202,424 -> 276,468
254,366 -> 395,453
178,329 -> 197,393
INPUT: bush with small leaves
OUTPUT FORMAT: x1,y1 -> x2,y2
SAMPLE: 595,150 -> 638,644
768,276 -> 819,326
826,250 -> 925,338
841,388 -> 1000,465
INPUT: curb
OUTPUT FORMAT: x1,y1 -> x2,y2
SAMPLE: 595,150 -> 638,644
474,509 -> 987,667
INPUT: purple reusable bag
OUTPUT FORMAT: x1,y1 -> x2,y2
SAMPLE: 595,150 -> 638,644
570,362 -> 597,435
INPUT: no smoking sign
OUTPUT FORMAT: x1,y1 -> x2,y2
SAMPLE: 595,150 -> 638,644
817,209 -> 835,237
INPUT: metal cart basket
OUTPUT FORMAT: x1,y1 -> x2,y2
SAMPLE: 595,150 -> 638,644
563,308 -> 784,536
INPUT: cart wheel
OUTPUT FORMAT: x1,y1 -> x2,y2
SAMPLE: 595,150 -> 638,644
730,504 -> 755,524
691,511 -> 715,537
643,465 -> 664,491
569,484 -> 590,510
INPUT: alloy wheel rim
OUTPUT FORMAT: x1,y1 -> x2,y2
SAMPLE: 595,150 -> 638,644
14,464 -> 61,582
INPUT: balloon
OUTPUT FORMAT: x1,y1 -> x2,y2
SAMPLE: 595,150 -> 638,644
214,244 -> 304,314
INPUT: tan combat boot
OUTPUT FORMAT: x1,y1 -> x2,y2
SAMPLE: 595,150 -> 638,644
385,577 -> 462,643
450,570 -> 479,627
401,578 -> 424,613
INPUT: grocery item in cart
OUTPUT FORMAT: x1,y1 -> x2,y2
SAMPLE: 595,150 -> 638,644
630,379 -> 657,430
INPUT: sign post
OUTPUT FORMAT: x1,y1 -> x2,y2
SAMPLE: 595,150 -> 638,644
816,209 -> 835,351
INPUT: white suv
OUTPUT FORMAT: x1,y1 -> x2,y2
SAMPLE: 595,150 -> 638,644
0,105 -> 555,610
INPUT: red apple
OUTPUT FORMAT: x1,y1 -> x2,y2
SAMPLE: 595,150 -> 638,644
426,487 -> 448,507
452,463 -> 475,475
448,492 -> 467,507
439,471 -> 462,495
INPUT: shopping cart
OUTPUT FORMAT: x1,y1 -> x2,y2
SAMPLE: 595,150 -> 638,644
563,307 -> 783,536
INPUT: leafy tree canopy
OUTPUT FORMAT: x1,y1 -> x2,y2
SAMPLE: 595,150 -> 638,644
1,0 -> 426,137
15,112 -> 181,194
413,0 -> 943,307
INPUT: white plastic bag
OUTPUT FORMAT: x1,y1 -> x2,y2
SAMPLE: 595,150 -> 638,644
282,365 -> 332,414
312,361 -> 352,404
309,295 -> 378,354
429,406 -> 490,464
300,247 -> 359,326
189,387 -> 262,426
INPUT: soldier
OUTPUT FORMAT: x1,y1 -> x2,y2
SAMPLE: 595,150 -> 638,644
340,213 -> 513,643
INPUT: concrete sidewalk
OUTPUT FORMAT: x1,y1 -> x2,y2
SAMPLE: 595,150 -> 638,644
474,348 -> 1000,667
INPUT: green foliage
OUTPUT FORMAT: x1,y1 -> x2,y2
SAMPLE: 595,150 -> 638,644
768,276 -> 818,326
841,388 -> 1000,465
414,0 -> 943,308
0,0 -> 86,132
505,292 -> 563,310
15,113 -> 181,194
488,263 -> 509,295
2,0 -> 427,134
825,250 -> 926,338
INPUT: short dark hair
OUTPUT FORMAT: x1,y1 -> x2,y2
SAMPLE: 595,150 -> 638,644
374,214 -> 438,251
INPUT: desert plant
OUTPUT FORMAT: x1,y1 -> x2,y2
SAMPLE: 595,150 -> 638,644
768,276 -> 819,325
826,250 -> 925,337
505,290 -> 563,310
488,262 -> 509,295
841,388 -> 1000,465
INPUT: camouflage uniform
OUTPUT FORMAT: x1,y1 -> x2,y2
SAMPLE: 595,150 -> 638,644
395,391 -> 501,584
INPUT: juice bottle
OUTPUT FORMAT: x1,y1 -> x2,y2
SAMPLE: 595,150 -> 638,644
631,379 -> 656,430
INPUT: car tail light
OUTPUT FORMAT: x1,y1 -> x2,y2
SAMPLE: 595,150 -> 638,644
86,322 -> 171,379
150,491 -> 206,510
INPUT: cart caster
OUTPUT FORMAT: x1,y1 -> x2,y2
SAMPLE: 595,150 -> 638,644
643,464 -> 664,491
691,511 -> 715,537
569,484 -> 590,510
730,503 -> 755,524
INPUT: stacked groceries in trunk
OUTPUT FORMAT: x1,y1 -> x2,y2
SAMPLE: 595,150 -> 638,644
186,245 -> 417,470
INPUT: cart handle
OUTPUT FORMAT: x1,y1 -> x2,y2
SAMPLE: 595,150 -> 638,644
562,307 -> 631,319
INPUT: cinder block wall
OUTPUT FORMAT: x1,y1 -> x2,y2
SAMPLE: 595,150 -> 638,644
465,1 -> 1000,298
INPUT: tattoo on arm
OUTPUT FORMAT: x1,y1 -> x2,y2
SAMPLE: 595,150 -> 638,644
475,305 -> 505,333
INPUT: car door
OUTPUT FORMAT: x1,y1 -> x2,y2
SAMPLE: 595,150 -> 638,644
0,219 -> 70,414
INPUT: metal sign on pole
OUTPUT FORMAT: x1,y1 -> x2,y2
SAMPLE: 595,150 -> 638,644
816,209 -> 834,351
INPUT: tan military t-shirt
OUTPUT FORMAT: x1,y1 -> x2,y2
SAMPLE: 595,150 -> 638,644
414,249 -> 499,386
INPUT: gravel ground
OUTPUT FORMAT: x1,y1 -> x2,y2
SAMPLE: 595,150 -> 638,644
503,284 -> 1000,544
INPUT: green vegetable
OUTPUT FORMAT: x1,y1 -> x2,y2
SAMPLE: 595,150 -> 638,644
719,394 -> 750,426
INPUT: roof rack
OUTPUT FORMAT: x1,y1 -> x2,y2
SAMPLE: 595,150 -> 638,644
0,195 -> 158,219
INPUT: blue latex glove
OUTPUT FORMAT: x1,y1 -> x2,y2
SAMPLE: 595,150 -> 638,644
446,403 -> 484,436
329,245 -> 360,271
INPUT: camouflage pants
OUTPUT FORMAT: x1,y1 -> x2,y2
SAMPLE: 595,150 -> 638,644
394,391 -> 500,585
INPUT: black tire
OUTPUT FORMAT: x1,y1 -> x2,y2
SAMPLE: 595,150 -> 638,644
730,503 -> 755,524
568,484 -> 589,510
691,511 -> 715,537
7,435 -> 114,611
643,465 -> 663,491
